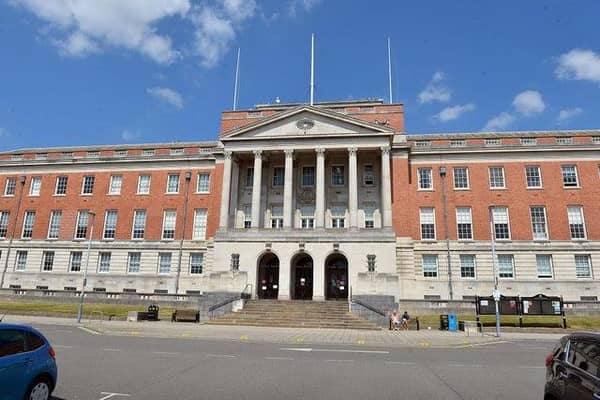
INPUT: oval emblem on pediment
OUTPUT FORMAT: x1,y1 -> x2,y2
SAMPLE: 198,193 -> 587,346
296,118 -> 315,132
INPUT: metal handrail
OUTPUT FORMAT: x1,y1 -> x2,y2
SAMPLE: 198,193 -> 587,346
208,284 -> 253,315
351,298 -> 387,317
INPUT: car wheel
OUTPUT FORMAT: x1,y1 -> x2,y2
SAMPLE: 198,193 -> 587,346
25,376 -> 51,400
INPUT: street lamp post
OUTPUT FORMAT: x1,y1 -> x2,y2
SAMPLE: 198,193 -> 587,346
77,211 -> 96,324
488,206 -> 501,337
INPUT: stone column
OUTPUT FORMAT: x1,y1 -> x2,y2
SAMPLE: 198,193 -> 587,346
348,147 -> 358,228
219,151 -> 233,228
315,147 -> 326,228
251,150 -> 263,228
283,149 -> 294,228
381,146 -> 392,227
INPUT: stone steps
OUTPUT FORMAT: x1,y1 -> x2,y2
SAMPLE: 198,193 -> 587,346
206,300 -> 381,330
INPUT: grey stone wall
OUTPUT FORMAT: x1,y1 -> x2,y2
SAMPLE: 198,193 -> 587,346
351,295 -> 396,327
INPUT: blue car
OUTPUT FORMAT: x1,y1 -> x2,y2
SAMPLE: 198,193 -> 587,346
0,323 -> 58,400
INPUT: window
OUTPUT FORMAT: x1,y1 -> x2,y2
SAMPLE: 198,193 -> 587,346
141,149 -> 155,156
197,173 -> 210,193
420,207 -> 436,240
162,210 -> 177,239
47,210 -> 62,239
556,137 -> 572,144
62,152 -> 73,158
137,175 -> 151,194
363,205 -> 375,229
132,210 -> 146,239
302,167 -> 315,187
114,149 -> 128,157
422,255 -> 438,277
103,210 -> 118,239
418,168 -> 433,190
22,211 -> 35,239
567,206 -> 586,239
171,148 -> 184,155
4,177 -> 16,196
521,137 -> 537,145
331,205 -> 346,228
87,151 -> 100,158
69,252 -> 82,272
245,167 -> 254,187
456,207 -> 473,240
29,177 -> 42,196
243,205 -> 252,228
166,174 -> 180,193
525,166 -> 542,188
453,167 -> 469,189
450,139 -> 465,147
41,251 -> 54,271
75,211 -> 90,239
331,166 -> 345,186
192,209 -> 207,240
567,340 -> 600,378
460,255 -> 476,278
498,255 -> 514,278
272,167 -> 284,187
536,255 -> 553,278
55,176 -> 68,195
270,205 -> 283,229
108,175 -> 122,195
0,329 -> 26,357
158,253 -> 172,274
10,154 -> 23,161
492,207 -> 510,240
415,140 -> 431,147
530,206 -> 548,240
489,167 -> 505,188
81,176 -> 95,194
27,331 -> 46,352
301,206 -> 314,229
98,252 -> 111,273
561,165 -> 579,187
574,255 -> 592,278
127,252 -> 141,273
363,165 -> 375,185
0,211 -> 10,238
484,138 -> 501,146
15,250 -> 27,271
190,253 -> 204,274
593,136 -> 600,144
230,253 -> 240,271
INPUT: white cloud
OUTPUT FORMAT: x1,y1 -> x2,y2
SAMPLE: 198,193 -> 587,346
482,112 -> 516,131
121,129 -> 141,141
222,0 -> 256,21
434,103 -> 475,122
418,72 -> 451,104
147,86 -> 184,109
11,0 -> 190,64
288,0 -> 321,17
557,107 -> 583,122
512,90 -> 545,116
555,49 -> 600,83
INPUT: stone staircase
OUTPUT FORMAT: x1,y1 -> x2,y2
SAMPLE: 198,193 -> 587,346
206,300 -> 381,330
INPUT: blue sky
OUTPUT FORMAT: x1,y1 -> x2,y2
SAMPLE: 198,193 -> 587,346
1,0 -> 599,151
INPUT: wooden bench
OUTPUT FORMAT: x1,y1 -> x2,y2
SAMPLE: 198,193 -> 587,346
171,309 -> 199,323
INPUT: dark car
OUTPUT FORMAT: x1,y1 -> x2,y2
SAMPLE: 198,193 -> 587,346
545,332 -> 600,400
0,323 -> 58,400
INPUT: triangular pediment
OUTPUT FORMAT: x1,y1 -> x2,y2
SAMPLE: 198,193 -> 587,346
221,106 -> 393,140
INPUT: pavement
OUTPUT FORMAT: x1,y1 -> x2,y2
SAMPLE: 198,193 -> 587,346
2,314 -> 567,348
11,321 -> 557,400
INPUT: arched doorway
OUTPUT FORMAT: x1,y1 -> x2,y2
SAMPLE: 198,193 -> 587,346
291,253 -> 313,300
257,252 -> 279,299
325,253 -> 349,300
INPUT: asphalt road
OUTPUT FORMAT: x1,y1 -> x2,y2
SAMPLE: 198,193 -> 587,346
31,323 -> 553,400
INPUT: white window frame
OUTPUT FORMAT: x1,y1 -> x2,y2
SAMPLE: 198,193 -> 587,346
363,164 -> 375,186
492,207 -> 511,240
422,255 -> 438,278
47,210 -> 62,239
567,206 -> 587,240
127,252 -> 141,273
21,211 -> 35,239
137,175 -> 151,195
69,251 -> 82,272
166,174 -> 180,194
81,176 -> 95,195
331,165 -> 345,186
536,255 -> 553,279
4,177 -> 16,196
459,254 -> 476,279
192,209 -> 208,240
190,253 -> 204,274
456,207 -> 473,240
300,206 -> 315,229
272,167 -> 284,187
98,252 -> 111,273
108,175 -> 122,195
453,167 -> 469,190
561,165 -> 579,188
270,205 -> 283,229
488,167 -> 506,189
29,177 -> 42,196
158,253 -> 172,274
245,167 -> 254,187
420,207 -> 436,240
197,173 -> 210,193
41,251 -> 54,272
330,205 -> 346,228
530,206 -> 548,241
103,210 -> 118,240
0,211 -> 10,238
301,166 -> 315,187
497,254 -> 515,279
55,176 -> 68,195
132,210 -> 146,239
525,166 -> 543,189
75,210 -> 89,239
417,168 -> 433,190
574,254 -> 592,278
162,210 -> 177,240
363,204 -> 375,229
243,205 -> 252,229
15,250 -> 27,271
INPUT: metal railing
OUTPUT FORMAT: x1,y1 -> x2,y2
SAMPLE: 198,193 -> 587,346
207,284 -> 253,318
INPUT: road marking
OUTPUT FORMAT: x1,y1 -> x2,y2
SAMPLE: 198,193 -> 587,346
53,345 -> 73,349
99,392 -> 130,400
102,348 -> 121,352
265,357 -> 294,361
325,359 -> 354,363
240,335 -> 249,341
280,348 -> 389,354
517,366 -> 546,370
206,354 -> 237,358
153,351 -> 179,356
454,340 -> 510,348
447,363 -> 483,368
78,326 -> 101,335
385,361 -> 416,366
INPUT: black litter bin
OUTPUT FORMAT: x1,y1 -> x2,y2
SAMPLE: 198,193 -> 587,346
147,305 -> 160,321
440,314 -> 449,330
